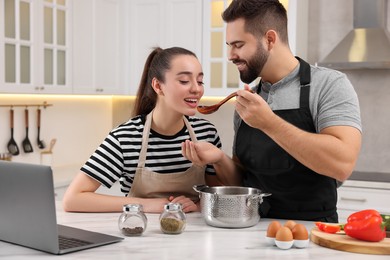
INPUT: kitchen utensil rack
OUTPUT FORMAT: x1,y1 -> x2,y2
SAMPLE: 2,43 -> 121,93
0,101 -> 53,109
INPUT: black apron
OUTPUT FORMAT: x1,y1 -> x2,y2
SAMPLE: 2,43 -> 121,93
236,57 -> 338,222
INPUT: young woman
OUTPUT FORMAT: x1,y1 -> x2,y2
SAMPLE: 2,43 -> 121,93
62,47 -> 222,213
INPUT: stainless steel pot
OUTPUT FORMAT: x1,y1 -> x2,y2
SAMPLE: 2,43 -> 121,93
193,185 -> 271,228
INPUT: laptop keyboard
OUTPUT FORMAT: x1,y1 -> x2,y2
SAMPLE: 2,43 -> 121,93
59,235 -> 93,250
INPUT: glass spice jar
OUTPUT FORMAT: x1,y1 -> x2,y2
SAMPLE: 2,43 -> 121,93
118,204 -> 147,236
159,203 -> 186,234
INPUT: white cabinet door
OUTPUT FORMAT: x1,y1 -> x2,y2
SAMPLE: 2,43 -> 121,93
72,0 -> 125,95
337,186 -> 390,221
165,0 -> 202,59
0,0 -> 72,94
127,0 -> 202,95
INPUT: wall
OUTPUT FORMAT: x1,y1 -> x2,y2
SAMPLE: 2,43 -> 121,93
0,94 -> 114,185
308,0 -> 390,173
0,94 -> 236,188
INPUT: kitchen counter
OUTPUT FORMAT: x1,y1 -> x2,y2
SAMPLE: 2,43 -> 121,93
0,203 -> 389,259
343,171 -> 390,190
350,171 -> 390,183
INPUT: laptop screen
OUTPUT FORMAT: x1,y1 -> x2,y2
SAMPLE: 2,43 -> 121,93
0,161 -> 123,254
0,161 -> 60,252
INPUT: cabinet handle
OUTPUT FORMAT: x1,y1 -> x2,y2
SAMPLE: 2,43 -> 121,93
340,197 -> 367,202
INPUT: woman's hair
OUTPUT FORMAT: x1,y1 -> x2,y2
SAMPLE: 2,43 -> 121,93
133,47 -> 197,116
222,0 -> 289,44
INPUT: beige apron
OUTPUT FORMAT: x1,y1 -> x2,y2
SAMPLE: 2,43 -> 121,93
128,111 -> 206,201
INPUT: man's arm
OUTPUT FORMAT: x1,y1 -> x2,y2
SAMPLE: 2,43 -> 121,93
236,89 -> 362,182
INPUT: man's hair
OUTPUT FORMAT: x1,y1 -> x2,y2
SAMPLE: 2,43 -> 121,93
222,0 -> 289,44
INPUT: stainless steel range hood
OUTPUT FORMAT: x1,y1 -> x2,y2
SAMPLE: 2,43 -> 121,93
318,0 -> 390,69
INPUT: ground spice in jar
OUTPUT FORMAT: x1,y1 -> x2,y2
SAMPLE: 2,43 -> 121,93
160,217 -> 185,234
121,226 -> 144,236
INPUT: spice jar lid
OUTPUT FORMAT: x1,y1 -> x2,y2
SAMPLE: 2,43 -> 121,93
123,204 -> 143,212
164,202 -> 182,211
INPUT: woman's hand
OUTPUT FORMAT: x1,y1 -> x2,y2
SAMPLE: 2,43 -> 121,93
181,140 -> 224,166
168,195 -> 199,213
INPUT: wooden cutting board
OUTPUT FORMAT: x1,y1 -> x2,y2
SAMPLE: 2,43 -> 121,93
310,227 -> 390,255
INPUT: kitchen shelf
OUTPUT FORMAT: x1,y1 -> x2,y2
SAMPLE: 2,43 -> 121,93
0,101 -> 53,109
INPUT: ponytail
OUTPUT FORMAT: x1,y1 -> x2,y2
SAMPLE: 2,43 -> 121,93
133,47 -> 162,116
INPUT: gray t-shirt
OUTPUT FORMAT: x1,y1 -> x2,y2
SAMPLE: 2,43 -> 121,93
233,64 -> 362,155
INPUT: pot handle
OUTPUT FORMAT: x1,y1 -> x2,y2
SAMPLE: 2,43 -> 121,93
193,184 -> 209,193
246,193 -> 272,206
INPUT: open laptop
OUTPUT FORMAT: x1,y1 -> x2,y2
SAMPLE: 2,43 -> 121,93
0,160 -> 123,255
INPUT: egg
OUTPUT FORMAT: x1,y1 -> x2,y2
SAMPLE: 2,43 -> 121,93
292,223 -> 308,240
266,221 -> 282,238
275,226 -> 293,241
284,220 -> 297,230
275,226 -> 294,249
265,221 -> 282,245
292,223 -> 310,248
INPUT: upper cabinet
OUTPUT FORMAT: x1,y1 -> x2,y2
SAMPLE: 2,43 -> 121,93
1,0 -> 301,96
202,0 -> 241,96
0,0 -> 72,94
127,0 -> 238,96
127,0 -> 202,95
72,0 -> 125,95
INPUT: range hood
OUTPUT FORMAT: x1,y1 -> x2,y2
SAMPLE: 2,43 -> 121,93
318,0 -> 390,69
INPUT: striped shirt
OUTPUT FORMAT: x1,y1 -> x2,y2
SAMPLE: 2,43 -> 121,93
81,115 -> 221,195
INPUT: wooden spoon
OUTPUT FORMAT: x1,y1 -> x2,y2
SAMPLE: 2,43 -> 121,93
197,89 -> 253,114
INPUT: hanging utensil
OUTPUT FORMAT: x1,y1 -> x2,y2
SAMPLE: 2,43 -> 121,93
22,108 -> 33,153
7,108 -> 20,156
37,108 -> 46,149
197,89 -> 254,114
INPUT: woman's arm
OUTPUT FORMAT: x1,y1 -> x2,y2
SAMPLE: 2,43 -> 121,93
62,172 -> 172,213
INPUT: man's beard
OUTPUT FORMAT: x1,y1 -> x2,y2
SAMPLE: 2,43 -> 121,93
238,44 -> 268,84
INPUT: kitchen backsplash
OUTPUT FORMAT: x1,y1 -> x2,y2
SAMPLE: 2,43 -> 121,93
308,0 -> 390,173
1,90 -> 390,183
0,95 -> 114,171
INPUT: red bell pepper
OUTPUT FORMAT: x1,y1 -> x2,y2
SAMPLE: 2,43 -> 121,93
347,209 -> 381,222
315,222 -> 341,234
344,209 -> 386,242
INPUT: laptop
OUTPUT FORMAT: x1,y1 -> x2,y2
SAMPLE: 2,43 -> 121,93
0,160 -> 123,255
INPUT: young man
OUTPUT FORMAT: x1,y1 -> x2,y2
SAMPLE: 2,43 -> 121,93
182,0 -> 361,222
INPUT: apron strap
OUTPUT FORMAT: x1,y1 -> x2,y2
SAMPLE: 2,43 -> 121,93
137,111 -> 198,168
296,56 -> 311,109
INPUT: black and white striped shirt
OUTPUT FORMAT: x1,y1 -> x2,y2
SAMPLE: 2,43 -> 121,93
81,115 -> 221,195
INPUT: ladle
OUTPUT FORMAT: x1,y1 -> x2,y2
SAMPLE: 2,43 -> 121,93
197,90 -> 253,114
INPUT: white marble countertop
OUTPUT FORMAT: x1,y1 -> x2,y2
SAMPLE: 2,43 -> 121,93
1,203 -> 389,259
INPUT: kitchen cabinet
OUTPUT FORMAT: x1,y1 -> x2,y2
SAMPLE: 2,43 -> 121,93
337,185 -> 390,221
72,0 -> 125,95
0,0 -> 72,94
127,0 -> 202,95
201,0 -> 242,96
